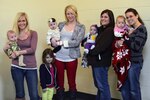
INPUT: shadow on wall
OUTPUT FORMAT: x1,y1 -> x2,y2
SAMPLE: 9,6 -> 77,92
0,52 -> 15,100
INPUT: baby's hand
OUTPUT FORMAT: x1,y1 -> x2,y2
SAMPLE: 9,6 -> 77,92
11,52 -> 17,59
56,41 -> 63,46
51,38 -> 58,47
128,29 -> 134,35
116,40 -> 124,48
13,51 -> 20,57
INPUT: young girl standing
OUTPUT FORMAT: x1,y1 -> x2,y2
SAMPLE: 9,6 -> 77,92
39,48 -> 59,100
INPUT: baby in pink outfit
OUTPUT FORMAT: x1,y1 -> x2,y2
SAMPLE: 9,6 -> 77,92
112,15 -> 131,90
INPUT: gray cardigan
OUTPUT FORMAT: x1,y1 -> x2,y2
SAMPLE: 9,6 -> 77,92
58,21 -> 85,59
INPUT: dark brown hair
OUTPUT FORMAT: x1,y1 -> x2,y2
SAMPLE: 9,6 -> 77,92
125,8 -> 144,25
100,9 -> 115,28
42,48 -> 55,64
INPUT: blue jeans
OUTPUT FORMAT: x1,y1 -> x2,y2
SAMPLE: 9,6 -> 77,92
11,67 -> 39,100
92,66 -> 111,100
120,62 -> 142,100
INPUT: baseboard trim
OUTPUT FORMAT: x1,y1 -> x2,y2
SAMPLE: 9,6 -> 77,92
53,91 -> 120,100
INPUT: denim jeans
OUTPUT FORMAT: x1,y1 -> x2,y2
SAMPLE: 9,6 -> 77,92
120,62 -> 142,100
11,67 -> 39,100
92,66 -> 111,100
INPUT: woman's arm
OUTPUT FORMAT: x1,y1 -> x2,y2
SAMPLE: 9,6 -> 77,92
25,31 -> 38,54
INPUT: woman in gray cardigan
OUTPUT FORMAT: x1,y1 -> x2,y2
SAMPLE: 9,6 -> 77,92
51,5 -> 85,100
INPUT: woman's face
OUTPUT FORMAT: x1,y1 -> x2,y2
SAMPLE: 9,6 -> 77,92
66,8 -> 76,22
18,16 -> 27,31
100,13 -> 110,26
125,12 -> 138,26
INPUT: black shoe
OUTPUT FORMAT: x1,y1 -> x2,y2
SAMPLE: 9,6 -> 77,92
56,89 -> 65,100
69,91 -> 77,100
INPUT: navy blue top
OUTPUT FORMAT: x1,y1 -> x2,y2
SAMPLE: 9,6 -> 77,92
39,63 -> 59,89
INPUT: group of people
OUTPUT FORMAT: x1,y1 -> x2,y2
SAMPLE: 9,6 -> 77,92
3,4 -> 147,100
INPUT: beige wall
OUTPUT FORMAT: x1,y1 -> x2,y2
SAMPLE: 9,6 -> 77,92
0,0 -> 150,99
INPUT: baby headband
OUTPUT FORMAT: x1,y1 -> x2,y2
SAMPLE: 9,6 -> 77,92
49,18 -> 56,23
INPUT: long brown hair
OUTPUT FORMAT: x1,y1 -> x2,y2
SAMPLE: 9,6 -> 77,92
125,8 -> 144,25
100,9 -> 115,28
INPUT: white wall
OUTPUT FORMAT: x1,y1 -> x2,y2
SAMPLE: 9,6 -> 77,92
0,0 -> 150,100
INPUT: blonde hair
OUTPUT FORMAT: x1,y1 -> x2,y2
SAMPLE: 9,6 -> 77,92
12,12 -> 30,35
64,5 -> 78,22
